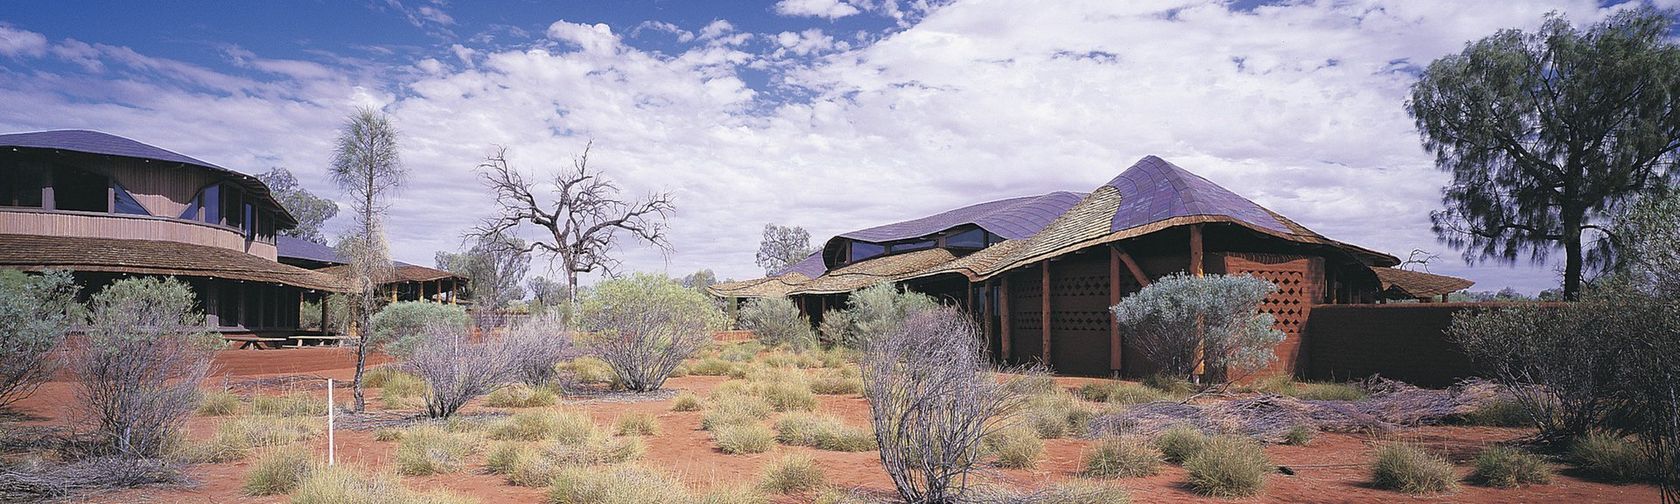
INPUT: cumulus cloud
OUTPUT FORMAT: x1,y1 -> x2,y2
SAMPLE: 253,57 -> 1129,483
0,24 -> 47,58
774,0 -> 863,19
634,21 -> 695,43
0,0 -> 1619,293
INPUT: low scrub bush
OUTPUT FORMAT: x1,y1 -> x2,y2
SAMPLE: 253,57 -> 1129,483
562,357 -> 618,384
671,393 -> 704,412
615,413 -> 659,436
702,397 -> 773,431
1184,435 -> 1270,497
404,323 -> 522,419
196,390 -> 243,416
983,427 -> 1043,469
1568,433 -> 1655,483
0,269 -> 75,410
580,274 -> 725,392
508,455 -> 562,487
1142,373 -> 1196,396
718,342 -> 763,362
1082,437 -> 1161,478
1155,425 -> 1208,464
688,358 -> 738,376
1473,446 -> 1551,488
1247,375 -> 1366,400
378,371 -> 427,409
485,383 -> 560,408
1282,425 -> 1315,446
760,454 -> 824,494
758,381 -> 817,412
1079,381 -> 1166,404
1112,274 -> 1285,384
1023,391 -> 1094,439
502,312 -> 574,385
1370,443 -> 1458,494
548,465 -> 690,504
369,301 -> 472,357
393,425 -> 477,476
291,464 -> 476,504
738,297 -> 815,350
1462,398 -> 1534,427
775,413 -> 874,452
485,441 -> 534,475
490,410 -> 580,441
242,445 -> 313,496
713,423 -> 775,454
361,365 -> 405,388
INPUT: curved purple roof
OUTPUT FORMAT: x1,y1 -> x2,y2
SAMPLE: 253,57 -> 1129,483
839,191 -> 1086,243
277,235 -> 344,265
775,252 -> 828,278
0,129 -> 296,227
1105,156 -> 1291,235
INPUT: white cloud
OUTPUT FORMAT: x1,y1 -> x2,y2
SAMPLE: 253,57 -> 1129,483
0,24 -> 47,58
0,0 -> 1621,293
634,21 -> 695,43
774,0 -> 862,19
417,6 -> 455,26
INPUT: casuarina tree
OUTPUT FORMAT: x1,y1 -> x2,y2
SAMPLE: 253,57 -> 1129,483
1406,8 -> 1680,299
756,223 -> 815,275
256,167 -> 339,244
329,106 -> 406,412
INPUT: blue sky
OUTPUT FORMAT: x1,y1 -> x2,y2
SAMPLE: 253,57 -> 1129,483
3,0 -> 1674,294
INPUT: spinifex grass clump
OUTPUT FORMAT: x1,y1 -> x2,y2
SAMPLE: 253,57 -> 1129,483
982,427 -> 1043,469
1473,446 -> 1551,488
1082,437 -> 1161,478
760,453 -> 825,494
1371,443 -> 1458,494
1184,435 -> 1271,497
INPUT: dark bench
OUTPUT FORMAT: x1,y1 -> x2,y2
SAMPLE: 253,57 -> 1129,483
224,336 -> 288,350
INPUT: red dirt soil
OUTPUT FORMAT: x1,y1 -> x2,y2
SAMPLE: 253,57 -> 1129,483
5,348 -> 1662,504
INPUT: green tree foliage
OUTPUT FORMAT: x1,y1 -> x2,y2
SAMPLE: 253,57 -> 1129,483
1616,192 -> 1680,297
1406,9 -> 1680,299
370,301 -> 473,357
329,106 -> 406,412
580,273 -> 724,392
72,277 -> 219,457
1110,274 -> 1283,383
435,232 -> 530,313
256,167 -> 339,244
0,269 -> 78,408
820,283 -> 939,348
737,297 -> 814,350
756,224 -> 816,275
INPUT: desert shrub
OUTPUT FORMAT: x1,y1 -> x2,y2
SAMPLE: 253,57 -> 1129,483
370,301 -> 472,357
760,453 -> 824,494
827,283 -> 939,348
562,356 -> 618,384
713,423 -> 775,454
1185,435 -> 1271,497
548,465 -> 689,504
403,322 -> 519,418
393,425 -> 477,475
1082,437 -> 1161,478
860,307 -> 1032,503
1155,425 -> 1208,464
739,297 -> 815,350
817,309 -> 856,347
688,358 -> 738,376
0,269 -> 76,409
1473,446 -> 1551,488
1033,480 -> 1132,504
1569,433 -> 1655,483
1079,381 -> 1165,404
1142,373 -> 1196,396
502,312 -> 574,385
1111,274 -> 1283,383
616,413 -> 659,436
291,464 -> 476,504
983,427 -> 1043,469
242,445 -> 313,496
1371,443 -> 1457,494
70,276 -> 219,458
1282,425 -> 1315,446
671,393 -> 704,412
702,397 -> 773,430
196,390 -> 243,416
1462,398 -> 1535,427
1023,390 -> 1094,439
581,274 -> 725,392
758,381 -> 818,412
485,441 -> 534,475
251,392 -> 326,417
485,383 -> 560,408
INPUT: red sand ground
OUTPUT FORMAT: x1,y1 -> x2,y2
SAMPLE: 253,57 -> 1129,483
6,347 -> 1663,504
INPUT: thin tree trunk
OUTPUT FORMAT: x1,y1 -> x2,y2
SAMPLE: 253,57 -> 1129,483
1562,210 -> 1584,301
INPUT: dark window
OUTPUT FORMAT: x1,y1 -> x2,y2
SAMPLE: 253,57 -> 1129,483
849,241 -> 885,263
888,239 -> 935,253
258,209 -> 276,239
112,183 -> 150,215
0,162 -> 45,207
218,285 -> 240,327
986,232 -> 1005,245
201,184 -> 221,224
222,185 -> 244,229
51,166 -> 108,212
944,228 -> 986,249
242,203 -> 254,239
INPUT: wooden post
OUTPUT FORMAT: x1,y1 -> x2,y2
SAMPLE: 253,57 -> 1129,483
1041,261 -> 1051,365
999,276 -> 1012,361
319,294 -> 330,334
983,280 -> 995,351
1189,224 -> 1205,277
1109,246 -> 1123,374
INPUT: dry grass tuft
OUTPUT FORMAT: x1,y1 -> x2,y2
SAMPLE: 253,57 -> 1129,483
615,413 -> 659,436
393,425 -> 478,476
241,445 -> 314,496
1371,443 -> 1458,494
712,423 -> 775,455
1185,435 -> 1271,497
983,427 -> 1043,469
196,390 -> 243,416
671,393 -> 704,412
759,453 -> 825,494
1472,445 -> 1551,488
1082,437 -> 1161,478
485,383 -> 560,408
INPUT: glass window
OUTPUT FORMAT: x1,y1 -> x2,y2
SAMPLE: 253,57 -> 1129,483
243,203 -> 254,238
201,184 -> 221,224
0,162 -> 45,207
944,228 -> 986,249
259,209 -> 276,238
51,166 -> 109,212
849,241 -> 885,263
987,232 -> 1005,245
888,239 -> 935,253
112,183 -> 150,215
222,185 -> 244,228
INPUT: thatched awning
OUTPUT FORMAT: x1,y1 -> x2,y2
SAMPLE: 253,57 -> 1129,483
1373,268 -> 1475,299
0,234 -> 349,292
790,248 -> 957,295
318,263 -> 462,284
708,273 -> 811,299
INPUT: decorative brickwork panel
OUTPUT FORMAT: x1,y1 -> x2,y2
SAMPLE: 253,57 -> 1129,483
1221,252 -> 1324,377
1047,253 -> 1113,375
1006,269 -> 1043,365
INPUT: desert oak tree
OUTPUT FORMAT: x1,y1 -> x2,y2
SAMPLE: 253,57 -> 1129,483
1406,9 -> 1680,299
329,107 -> 406,412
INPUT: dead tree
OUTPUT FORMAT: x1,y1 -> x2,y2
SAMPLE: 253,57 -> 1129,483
470,143 -> 674,317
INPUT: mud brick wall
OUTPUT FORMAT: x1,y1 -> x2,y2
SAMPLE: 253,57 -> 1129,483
1303,303 -> 1489,388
